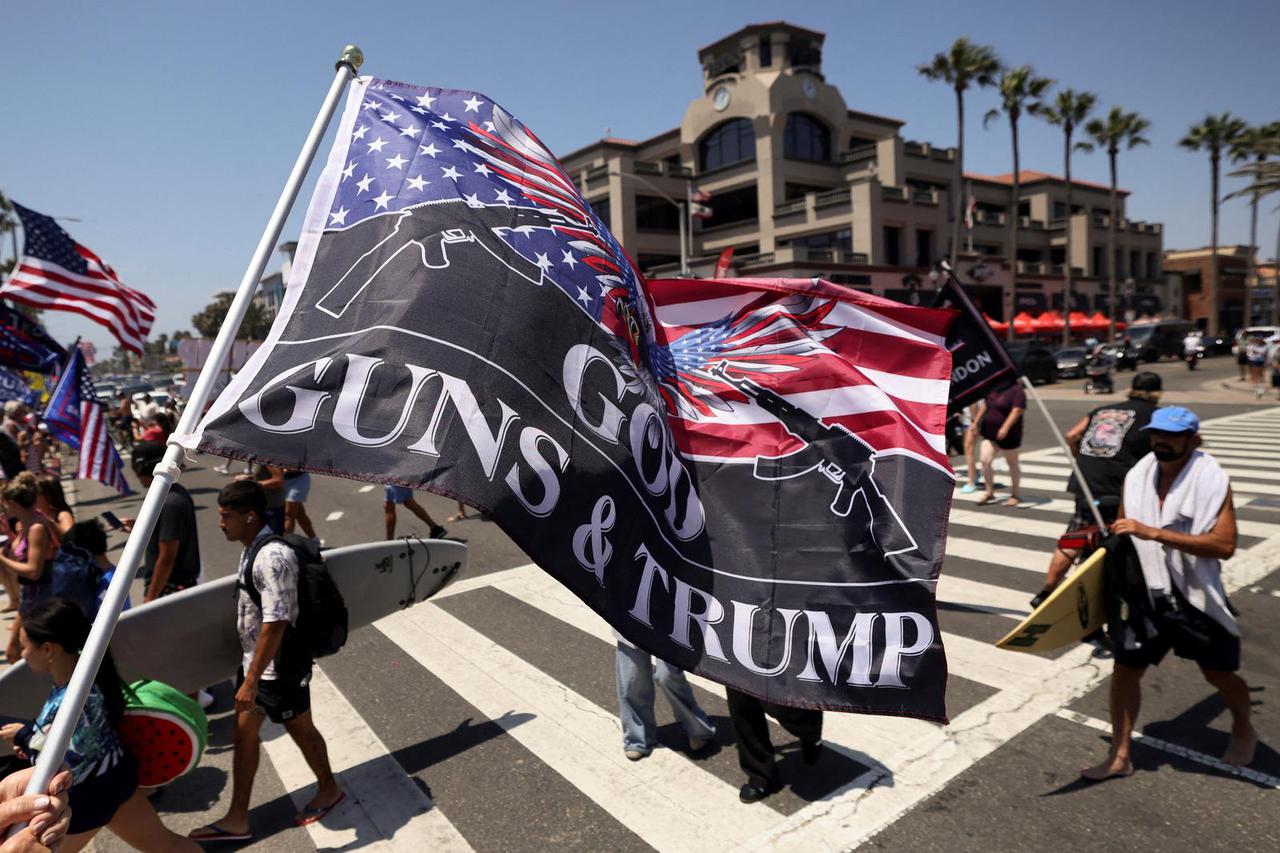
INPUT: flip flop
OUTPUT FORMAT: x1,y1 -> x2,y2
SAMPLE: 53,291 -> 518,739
294,791 -> 347,826
188,824 -> 253,843
976,495 -> 997,506
1002,497 -> 1021,507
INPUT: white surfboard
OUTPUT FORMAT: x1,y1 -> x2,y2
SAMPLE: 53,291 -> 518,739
0,537 -> 468,723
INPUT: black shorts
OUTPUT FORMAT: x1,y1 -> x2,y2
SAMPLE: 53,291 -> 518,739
237,667 -> 312,724
1064,499 -> 1120,535
1114,608 -> 1241,672
68,749 -> 138,834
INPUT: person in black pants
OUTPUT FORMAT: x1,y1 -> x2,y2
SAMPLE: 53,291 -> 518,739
725,688 -> 823,803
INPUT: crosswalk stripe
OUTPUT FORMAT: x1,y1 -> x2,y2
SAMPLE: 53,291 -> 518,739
939,632 -> 1056,693
490,567 -> 942,758
261,667 -> 473,851
936,574 -> 1030,620
326,511 -> 344,521
953,488 -> 1077,515
987,473 -> 1276,502
945,536 -> 1044,573
1024,455 -> 1280,483
1037,448 -> 1280,473
375,602 -> 782,852
949,508 -> 1067,540
359,484 -> 375,493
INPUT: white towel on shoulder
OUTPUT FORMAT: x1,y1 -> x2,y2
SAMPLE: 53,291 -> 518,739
1122,449 -> 1236,635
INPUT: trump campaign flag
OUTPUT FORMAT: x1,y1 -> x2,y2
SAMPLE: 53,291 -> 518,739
0,304 -> 65,374
933,267 -> 1018,414
182,78 -> 958,719
43,346 -> 130,494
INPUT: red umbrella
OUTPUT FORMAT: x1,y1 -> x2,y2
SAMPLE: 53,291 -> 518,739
1068,311 -> 1092,334
1031,310 -> 1063,333
1088,311 -> 1125,333
1011,311 -> 1036,336
984,313 -> 1009,333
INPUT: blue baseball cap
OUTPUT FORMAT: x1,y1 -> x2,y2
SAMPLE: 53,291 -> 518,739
1142,406 -> 1199,434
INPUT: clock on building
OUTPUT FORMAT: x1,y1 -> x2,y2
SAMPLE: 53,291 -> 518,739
712,86 -> 731,111
802,77 -> 817,99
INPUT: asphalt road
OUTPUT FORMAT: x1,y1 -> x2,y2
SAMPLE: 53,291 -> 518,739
5,354 -> 1277,852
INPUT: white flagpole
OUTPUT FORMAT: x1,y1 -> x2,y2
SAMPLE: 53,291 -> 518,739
16,45 -> 364,804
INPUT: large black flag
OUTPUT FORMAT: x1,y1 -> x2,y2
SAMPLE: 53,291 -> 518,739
185,79 -> 960,719
932,267 -> 1019,413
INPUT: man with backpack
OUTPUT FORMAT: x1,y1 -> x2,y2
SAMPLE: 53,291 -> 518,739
190,480 -> 344,843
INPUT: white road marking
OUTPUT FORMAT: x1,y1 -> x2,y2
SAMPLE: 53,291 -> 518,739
359,484 -> 376,493
945,536 -> 1045,572
936,574 -> 1031,620
325,511 -> 345,522
376,602 -> 781,853
1056,709 -> 1280,789
1037,447 -> 1280,475
261,667 -> 473,851
491,566 -> 938,760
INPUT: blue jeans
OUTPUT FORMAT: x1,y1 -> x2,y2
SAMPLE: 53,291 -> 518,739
615,643 -> 715,754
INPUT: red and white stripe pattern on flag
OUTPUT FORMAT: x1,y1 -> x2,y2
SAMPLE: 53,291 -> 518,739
647,277 -> 956,474
2,203 -> 155,356
77,394 -> 129,493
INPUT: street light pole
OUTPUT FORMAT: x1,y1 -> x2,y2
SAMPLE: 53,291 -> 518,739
609,170 -> 690,276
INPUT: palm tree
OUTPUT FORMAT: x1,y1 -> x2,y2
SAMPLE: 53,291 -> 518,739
1227,132 -> 1280,322
1038,89 -> 1097,344
984,66 -> 1054,340
1228,122 -> 1280,327
1084,107 -> 1150,342
917,38 -> 1001,269
1180,113 -> 1248,335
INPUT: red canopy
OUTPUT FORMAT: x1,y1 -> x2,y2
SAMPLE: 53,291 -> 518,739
1067,311 -> 1094,333
1088,311 -> 1126,332
984,313 -> 1009,333
1031,310 -> 1063,332
1011,311 -> 1037,335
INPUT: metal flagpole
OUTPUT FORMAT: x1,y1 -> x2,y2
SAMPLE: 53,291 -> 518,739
16,45 -> 364,804
1018,374 -> 1108,532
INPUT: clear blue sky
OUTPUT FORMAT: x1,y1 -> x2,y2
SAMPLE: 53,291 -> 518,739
3,0 -> 1278,353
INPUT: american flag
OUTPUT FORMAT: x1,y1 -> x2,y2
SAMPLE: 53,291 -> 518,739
42,345 -> 130,494
648,277 -> 955,473
324,82 -> 646,332
2,203 -> 155,356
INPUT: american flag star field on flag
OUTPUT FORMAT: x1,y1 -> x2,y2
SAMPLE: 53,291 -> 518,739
2,202 -> 155,356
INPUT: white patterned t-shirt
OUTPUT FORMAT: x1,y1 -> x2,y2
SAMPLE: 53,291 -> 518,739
236,527 -> 299,680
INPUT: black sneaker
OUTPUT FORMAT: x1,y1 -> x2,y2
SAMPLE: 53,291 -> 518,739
738,781 -> 780,804
802,739 -> 824,764
429,525 -> 447,539
1029,587 -> 1052,609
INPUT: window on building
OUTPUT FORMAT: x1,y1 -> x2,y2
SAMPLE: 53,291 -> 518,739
1146,252 -> 1159,280
784,114 -> 831,162
663,154 -> 683,170
1017,201 -> 1031,217
788,41 -> 822,67
588,196 -> 610,229
1184,271 -> 1202,293
1130,250 -> 1141,280
1050,247 -> 1066,265
701,184 -> 758,229
826,273 -> 872,286
1093,246 -> 1105,276
698,119 -> 756,172
1052,201 -> 1066,219
883,226 -> 902,266
634,195 -> 680,232
788,229 -> 852,251
848,135 -> 877,151
637,253 -> 681,272
1114,249 -> 1123,278
758,35 -> 772,68
784,182 -> 831,200
915,229 -> 934,266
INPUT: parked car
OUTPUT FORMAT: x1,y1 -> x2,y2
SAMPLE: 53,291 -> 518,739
1100,342 -> 1139,371
1002,341 -> 1057,385
1232,326 -> 1280,355
1202,334 -> 1233,356
1126,320 -> 1194,362
1055,347 -> 1089,379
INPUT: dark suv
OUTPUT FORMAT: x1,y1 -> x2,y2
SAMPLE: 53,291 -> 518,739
1001,340 -> 1057,385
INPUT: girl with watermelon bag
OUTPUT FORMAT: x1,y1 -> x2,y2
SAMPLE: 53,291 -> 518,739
0,599 -> 199,852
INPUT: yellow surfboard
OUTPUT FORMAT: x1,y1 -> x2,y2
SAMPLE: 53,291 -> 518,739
996,546 -> 1108,653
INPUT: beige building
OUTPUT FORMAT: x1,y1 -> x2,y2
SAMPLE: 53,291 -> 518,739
559,21 -> 1167,321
